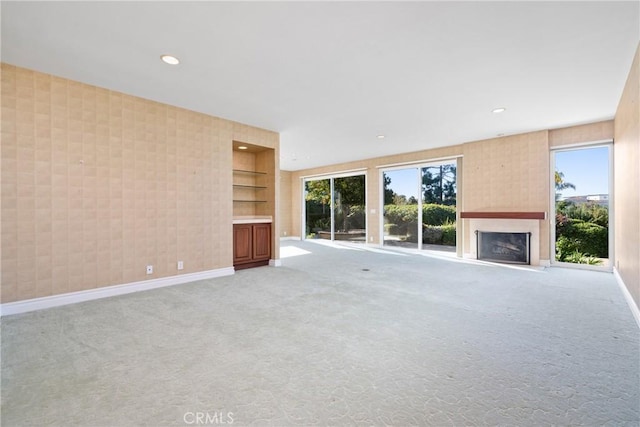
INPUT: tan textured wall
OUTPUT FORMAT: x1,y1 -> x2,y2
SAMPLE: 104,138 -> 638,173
289,132 -> 556,260
549,120 -> 614,147
462,131 -> 551,259
1,64 -> 278,303
291,173 -> 302,238
279,171 -> 292,237
614,44 -> 640,309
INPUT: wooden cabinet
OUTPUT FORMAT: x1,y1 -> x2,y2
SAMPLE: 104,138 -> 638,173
233,224 -> 253,265
233,223 -> 271,270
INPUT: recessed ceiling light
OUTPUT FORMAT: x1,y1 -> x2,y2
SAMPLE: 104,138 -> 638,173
160,54 -> 180,65
238,146 -> 248,150
492,107 -> 506,113
377,135 -> 385,139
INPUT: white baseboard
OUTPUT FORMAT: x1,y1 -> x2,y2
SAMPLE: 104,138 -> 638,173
280,236 -> 301,241
269,259 -> 282,267
0,267 -> 235,317
613,267 -> 640,329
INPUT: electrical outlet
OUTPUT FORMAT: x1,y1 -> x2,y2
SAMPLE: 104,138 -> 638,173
146,265 -> 153,275
370,236 -> 374,242
177,261 -> 184,270
284,231 -> 287,236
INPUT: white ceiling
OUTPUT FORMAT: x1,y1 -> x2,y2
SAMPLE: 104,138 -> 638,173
2,2 -> 638,171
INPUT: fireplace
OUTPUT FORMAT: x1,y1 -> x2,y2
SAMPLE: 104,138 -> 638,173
476,231 -> 531,264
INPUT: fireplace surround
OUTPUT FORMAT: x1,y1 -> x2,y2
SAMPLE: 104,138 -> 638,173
476,231 -> 531,264
462,212 -> 547,266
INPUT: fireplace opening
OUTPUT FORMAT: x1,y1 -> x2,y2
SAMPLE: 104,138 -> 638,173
476,231 -> 531,264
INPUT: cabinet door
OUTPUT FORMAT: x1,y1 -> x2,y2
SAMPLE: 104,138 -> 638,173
233,224 -> 253,264
252,223 -> 271,261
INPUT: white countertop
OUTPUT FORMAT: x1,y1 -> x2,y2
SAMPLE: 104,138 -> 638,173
233,216 -> 273,224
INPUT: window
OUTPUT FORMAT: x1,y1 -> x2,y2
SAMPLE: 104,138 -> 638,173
552,144 -> 612,268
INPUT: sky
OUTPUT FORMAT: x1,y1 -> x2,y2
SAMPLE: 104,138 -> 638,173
384,146 -> 609,202
554,146 -> 609,198
385,168 -> 421,199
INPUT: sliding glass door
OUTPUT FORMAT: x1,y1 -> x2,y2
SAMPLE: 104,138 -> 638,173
304,178 -> 331,239
383,168 -> 419,248
421,164 -> 457,248
382,161 -> 457,250
333,175 -> 366,242
304,174 -> 366,242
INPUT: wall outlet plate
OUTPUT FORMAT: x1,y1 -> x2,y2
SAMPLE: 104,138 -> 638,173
177,261 -> 184,270
146,265 -> 153,274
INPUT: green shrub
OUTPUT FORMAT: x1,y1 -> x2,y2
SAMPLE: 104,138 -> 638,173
557,201 -> 609,227
383,204 -> 456,227
556,236 -> 580,261
383,204 -> 457,245
556,219 -> 607,259
423,225 -> 443,244
421,224 -> 456,245
561,250 -> 603,265
441,224 -> 456,245
383,205 -> 418,236
423,204 -> 456,226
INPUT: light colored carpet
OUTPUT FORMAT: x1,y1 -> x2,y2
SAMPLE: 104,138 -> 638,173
2,240 -> 638,426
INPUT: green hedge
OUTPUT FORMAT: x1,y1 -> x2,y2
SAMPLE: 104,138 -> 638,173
423,204 -> 457,225
556,219 -> 607,259
423,224 -> 456,245
384,204 -> 457,245
384,204 -> 456,228
441,224 -> 456,245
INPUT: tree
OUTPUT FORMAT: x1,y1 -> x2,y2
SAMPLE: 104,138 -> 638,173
305,176 -> 366,232
334,176 -> 365,231
392,194 -> 408,205
555,171 -> 576,200
422,165 -> 456,205
305,180 -> 331,233
305,180 -> 331,209
383,175 -> 395,205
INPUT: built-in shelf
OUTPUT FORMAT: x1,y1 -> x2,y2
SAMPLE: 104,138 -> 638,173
460,212 -> 547,220
232,143 -> 275,270
233,184 -> 267,189
233,168 -> 268,205
233,169 -> 267,176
